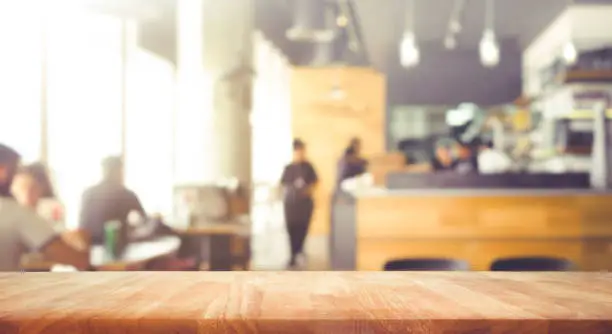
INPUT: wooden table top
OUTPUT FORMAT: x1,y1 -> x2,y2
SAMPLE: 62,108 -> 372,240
1,272 -> 611,334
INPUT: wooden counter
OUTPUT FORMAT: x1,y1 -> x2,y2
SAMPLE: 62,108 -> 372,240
1,272 -> 611,333
353,190 -> 612,271
328,189 -> 612,271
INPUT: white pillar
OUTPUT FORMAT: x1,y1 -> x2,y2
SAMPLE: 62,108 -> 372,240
175,0 -> 253,186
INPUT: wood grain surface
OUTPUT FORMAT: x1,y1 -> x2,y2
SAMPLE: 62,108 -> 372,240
1,272 -> 611,333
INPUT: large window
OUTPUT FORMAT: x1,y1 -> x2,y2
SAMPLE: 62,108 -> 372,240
46,9 -> 123,228
124,31 -> 175,217
0,4 -> 44,162
0,4 -> 181,227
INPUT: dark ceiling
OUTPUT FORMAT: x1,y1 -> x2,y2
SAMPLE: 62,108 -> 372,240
257,0 -> 612,70
92,0 -> 612,70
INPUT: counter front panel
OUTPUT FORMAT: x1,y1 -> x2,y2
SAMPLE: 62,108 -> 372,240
330,190 -> 612,271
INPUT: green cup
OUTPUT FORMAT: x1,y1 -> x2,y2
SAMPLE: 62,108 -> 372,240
104,221 -> 121,260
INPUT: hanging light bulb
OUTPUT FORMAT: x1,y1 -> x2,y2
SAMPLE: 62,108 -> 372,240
400,32 -> 419,67
562,41 -> 578,65
449,20 -> 462,33
400,0 -> 419,68
444,35 -> 457,50
479,29 -> 499,67
479,0 -> 499,67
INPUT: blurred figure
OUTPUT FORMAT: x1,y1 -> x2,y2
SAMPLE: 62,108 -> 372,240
12,162 -> 54,206
12,163 -> 65,226
430,139 -> 456,171
280,139 -> 319,269
427,138 -> 478,173
79,156 -> 145,244
336,137 -> 368,187
0,144 -> 89,271
454,141 -> 479,173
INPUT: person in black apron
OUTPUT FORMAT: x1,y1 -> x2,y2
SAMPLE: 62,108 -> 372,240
280,139 -> 318,269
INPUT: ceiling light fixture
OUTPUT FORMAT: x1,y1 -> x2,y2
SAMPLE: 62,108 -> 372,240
444,35 -> 457,50
449,20 -> 462,33
400,0 -> 419,68
563,0 -> 578,65
336,15 -> 348,27
562,41 -> 578,65
444,0 -> 465,50
479,0 -> 500,67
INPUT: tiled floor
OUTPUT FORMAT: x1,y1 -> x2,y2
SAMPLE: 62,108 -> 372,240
250,201 -> 329,271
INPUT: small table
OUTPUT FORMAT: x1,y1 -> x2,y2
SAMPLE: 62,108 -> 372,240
175,223 -> 251,271
21,235 -> 181,272
91,235 -> 181,271
1,272 -> 611,333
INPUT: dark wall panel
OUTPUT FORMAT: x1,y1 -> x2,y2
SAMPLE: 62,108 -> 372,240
387,38 -> 522,107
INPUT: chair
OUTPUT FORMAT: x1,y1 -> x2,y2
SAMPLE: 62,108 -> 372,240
490,256 -> 574,271
383,258 -> 470,271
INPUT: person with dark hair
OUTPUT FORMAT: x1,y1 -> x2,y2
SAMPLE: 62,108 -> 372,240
0,144 -> 90,271
429,138 -> 456,171
280,138 -> 319,269
78,156 -> 146,244
12,162 -> 65,227
12,163 -> 55,207
336,137 -> 368,187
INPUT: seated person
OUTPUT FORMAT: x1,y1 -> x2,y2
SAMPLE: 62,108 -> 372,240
78,156 -> 147,244
0,144 -> 89,271
79,156 -> 193,270
12,162 -> 65,227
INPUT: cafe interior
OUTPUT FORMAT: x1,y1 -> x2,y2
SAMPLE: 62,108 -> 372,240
3,1 -> 612,332
1,0 -> 612,275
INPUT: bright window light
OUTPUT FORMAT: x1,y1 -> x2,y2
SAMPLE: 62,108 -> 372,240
46,9 -> 123,229
0,3 -> 44,162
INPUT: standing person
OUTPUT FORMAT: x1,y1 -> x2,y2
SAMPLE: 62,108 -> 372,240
280,139 -> 318,270
336,137 -> 368,188
0,144 -> 89,271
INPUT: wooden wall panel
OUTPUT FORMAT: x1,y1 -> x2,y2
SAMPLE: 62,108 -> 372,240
291,67 -> 386,235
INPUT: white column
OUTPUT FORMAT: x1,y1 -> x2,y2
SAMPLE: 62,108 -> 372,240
175,0 -> 253,186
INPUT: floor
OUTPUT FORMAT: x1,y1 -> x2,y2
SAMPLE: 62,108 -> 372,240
250,201 -> 329,271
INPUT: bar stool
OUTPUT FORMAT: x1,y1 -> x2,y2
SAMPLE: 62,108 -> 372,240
383,258 -> 470,271
490,256 -> 575,271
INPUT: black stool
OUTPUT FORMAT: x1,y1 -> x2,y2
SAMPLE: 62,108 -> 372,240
490,256 -> 575,271
383,258 -> 470,271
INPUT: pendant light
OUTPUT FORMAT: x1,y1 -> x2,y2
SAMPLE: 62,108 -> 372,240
479,0 -> 499,67
563,0 -> 578,65
444,35 -> 457,50
400,0 -> 419,68
445,0 -> 465,49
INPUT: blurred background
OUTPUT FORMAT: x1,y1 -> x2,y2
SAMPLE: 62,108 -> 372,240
1,0 -> 612,273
